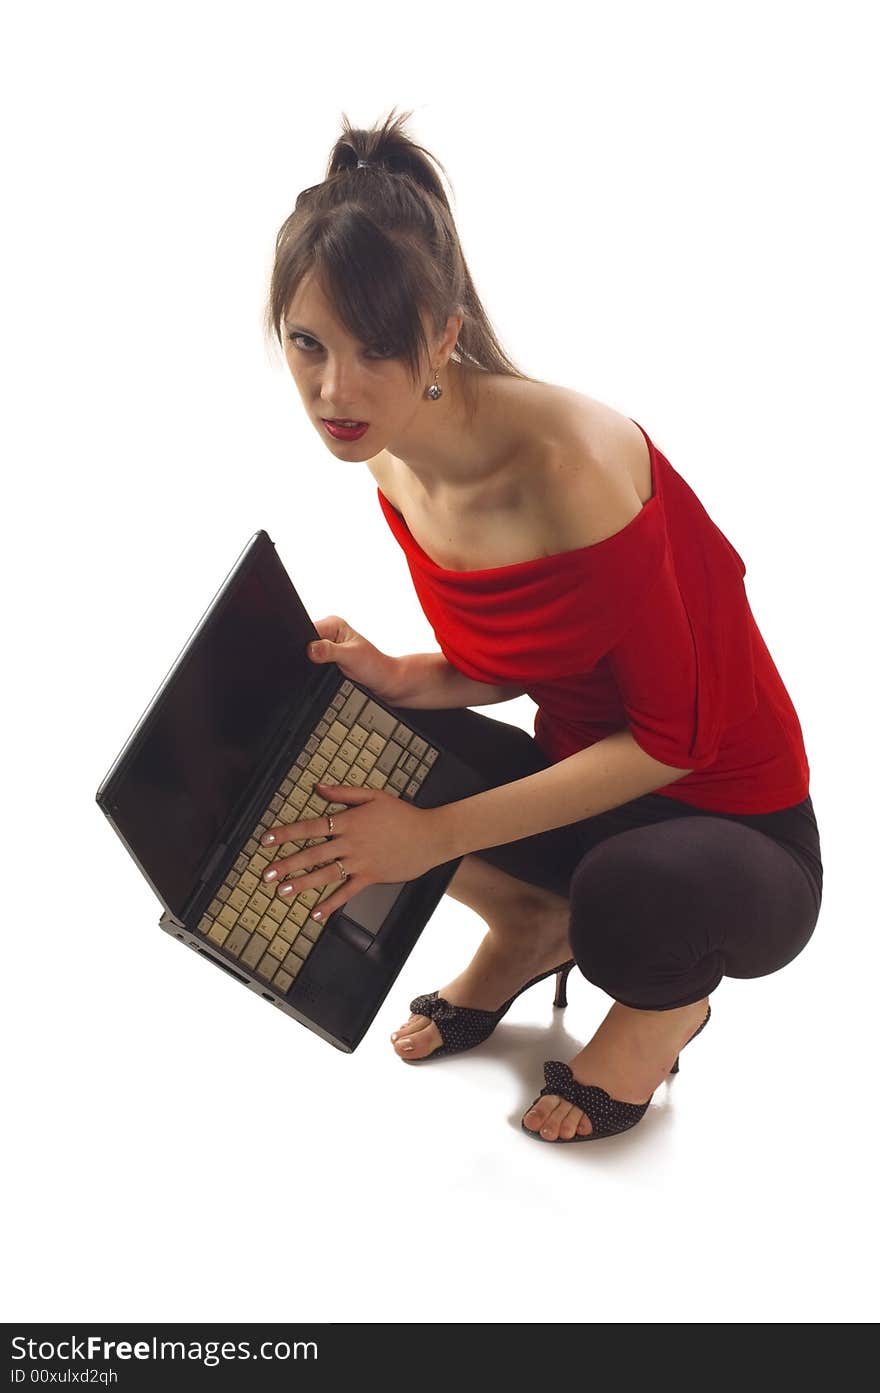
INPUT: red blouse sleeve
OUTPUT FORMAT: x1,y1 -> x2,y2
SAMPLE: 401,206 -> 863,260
377,456 -> 759,774
607,501 -> 758,771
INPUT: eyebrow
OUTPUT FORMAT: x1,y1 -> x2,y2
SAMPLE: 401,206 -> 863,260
284,322 -> 320,337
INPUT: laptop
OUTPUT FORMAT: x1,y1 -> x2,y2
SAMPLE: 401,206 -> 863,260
95,528 -> 487,1052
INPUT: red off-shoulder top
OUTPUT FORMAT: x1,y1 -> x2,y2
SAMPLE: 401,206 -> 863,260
376,419 -> 810,813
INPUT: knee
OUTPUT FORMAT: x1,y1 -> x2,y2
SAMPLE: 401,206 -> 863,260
566,841 -> 690,998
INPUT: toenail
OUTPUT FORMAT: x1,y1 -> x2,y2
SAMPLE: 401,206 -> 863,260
391,1032 -> 399,1040
541,1127 -> 554,1137
400,1040 -> 413,1052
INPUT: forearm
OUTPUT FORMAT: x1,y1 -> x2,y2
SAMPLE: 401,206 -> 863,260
388,650 -> 526,709
431,728 -> 693,859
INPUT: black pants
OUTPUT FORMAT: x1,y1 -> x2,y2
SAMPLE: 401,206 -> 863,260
410,706 -> 824,1012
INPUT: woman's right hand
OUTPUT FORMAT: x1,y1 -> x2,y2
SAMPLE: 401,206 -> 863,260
307,616 -> 402,700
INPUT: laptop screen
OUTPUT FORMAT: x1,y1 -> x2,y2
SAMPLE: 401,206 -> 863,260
103,535 -> 318,917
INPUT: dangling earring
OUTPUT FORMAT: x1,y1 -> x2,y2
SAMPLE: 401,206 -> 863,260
425,367 -> 442,401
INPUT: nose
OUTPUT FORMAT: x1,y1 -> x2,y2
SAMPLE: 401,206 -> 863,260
318,356 -> 362,416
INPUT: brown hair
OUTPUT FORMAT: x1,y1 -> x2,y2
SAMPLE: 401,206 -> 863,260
264,106 -> 542,424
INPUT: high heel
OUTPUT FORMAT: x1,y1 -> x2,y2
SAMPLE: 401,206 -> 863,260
669,1002 -> 712,1073
401,959 -> 576,1063
522,1002 -> 712,1143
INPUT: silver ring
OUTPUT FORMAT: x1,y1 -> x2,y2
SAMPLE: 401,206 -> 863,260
327,814 -> 334,835
334,858 -> 348,882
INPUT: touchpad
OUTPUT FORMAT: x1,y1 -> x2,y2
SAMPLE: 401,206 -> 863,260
339,880 -> 406,938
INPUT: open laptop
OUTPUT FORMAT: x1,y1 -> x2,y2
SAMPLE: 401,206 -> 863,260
95,528 -> 487,1052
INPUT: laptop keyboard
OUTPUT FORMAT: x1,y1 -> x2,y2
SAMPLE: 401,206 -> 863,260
196,681 -> 439,993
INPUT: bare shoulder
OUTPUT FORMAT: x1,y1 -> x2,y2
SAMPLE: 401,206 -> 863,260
524,388 -> 653,551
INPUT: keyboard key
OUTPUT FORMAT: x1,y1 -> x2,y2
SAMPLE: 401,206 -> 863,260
224,924 -> 251,958
376,740 -> 404,774
241,934 -> 269,969
338,689 -> 368,726
256,953 -> 278,981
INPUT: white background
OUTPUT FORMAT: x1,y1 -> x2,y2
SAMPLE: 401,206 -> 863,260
3,0 -> 877,1325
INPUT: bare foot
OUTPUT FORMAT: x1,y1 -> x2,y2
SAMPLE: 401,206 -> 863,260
390,899 -> 572,1062
521,997 -> 711,1139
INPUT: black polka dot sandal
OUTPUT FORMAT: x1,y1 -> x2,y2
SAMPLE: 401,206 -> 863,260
402,960 -> 576,1063
521,1003 -> 711,1142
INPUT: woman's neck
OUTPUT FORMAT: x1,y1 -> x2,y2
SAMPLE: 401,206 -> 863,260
386,364 -> 527,504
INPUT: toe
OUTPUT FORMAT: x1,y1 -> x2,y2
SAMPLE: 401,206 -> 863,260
538,1099 -> 573,1141
522,1098 -> 555,1133
393,1021 -> 442,1061
390,1013 -> 430,1043
524,1096 -> 594,1141
556,1106 -> 584,1141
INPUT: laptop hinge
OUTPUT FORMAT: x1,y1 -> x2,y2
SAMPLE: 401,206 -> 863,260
200,841 -> 229,887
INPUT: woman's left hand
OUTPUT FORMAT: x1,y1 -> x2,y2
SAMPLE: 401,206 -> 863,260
258,782 -> 449,922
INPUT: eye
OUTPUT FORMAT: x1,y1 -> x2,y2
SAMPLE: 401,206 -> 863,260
287,333 -> 319,352
366,343 -> 397,360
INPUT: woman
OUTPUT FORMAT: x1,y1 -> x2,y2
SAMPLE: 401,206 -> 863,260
261,107 -> 823,1144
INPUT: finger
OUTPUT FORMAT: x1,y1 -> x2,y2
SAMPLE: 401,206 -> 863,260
258,835 -> 335,880
260,813 -> 336,851
264,843 -> 342,887
259,788 -> 366,849
314,782 -> 375,805
305,881 -> 361,922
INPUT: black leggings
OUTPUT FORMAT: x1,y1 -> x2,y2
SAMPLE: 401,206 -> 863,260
408,706 -> 824,1012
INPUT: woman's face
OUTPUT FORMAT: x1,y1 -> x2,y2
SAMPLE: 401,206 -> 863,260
283,271 -> 440,457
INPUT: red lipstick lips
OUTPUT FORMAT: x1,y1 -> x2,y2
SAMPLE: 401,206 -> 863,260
322,419 -> 369,441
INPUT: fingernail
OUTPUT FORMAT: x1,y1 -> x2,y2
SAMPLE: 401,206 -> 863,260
279,885 -> 292,896
311,910 -> 322,920
262,833 -> 275,846
264,869 -> 277,881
